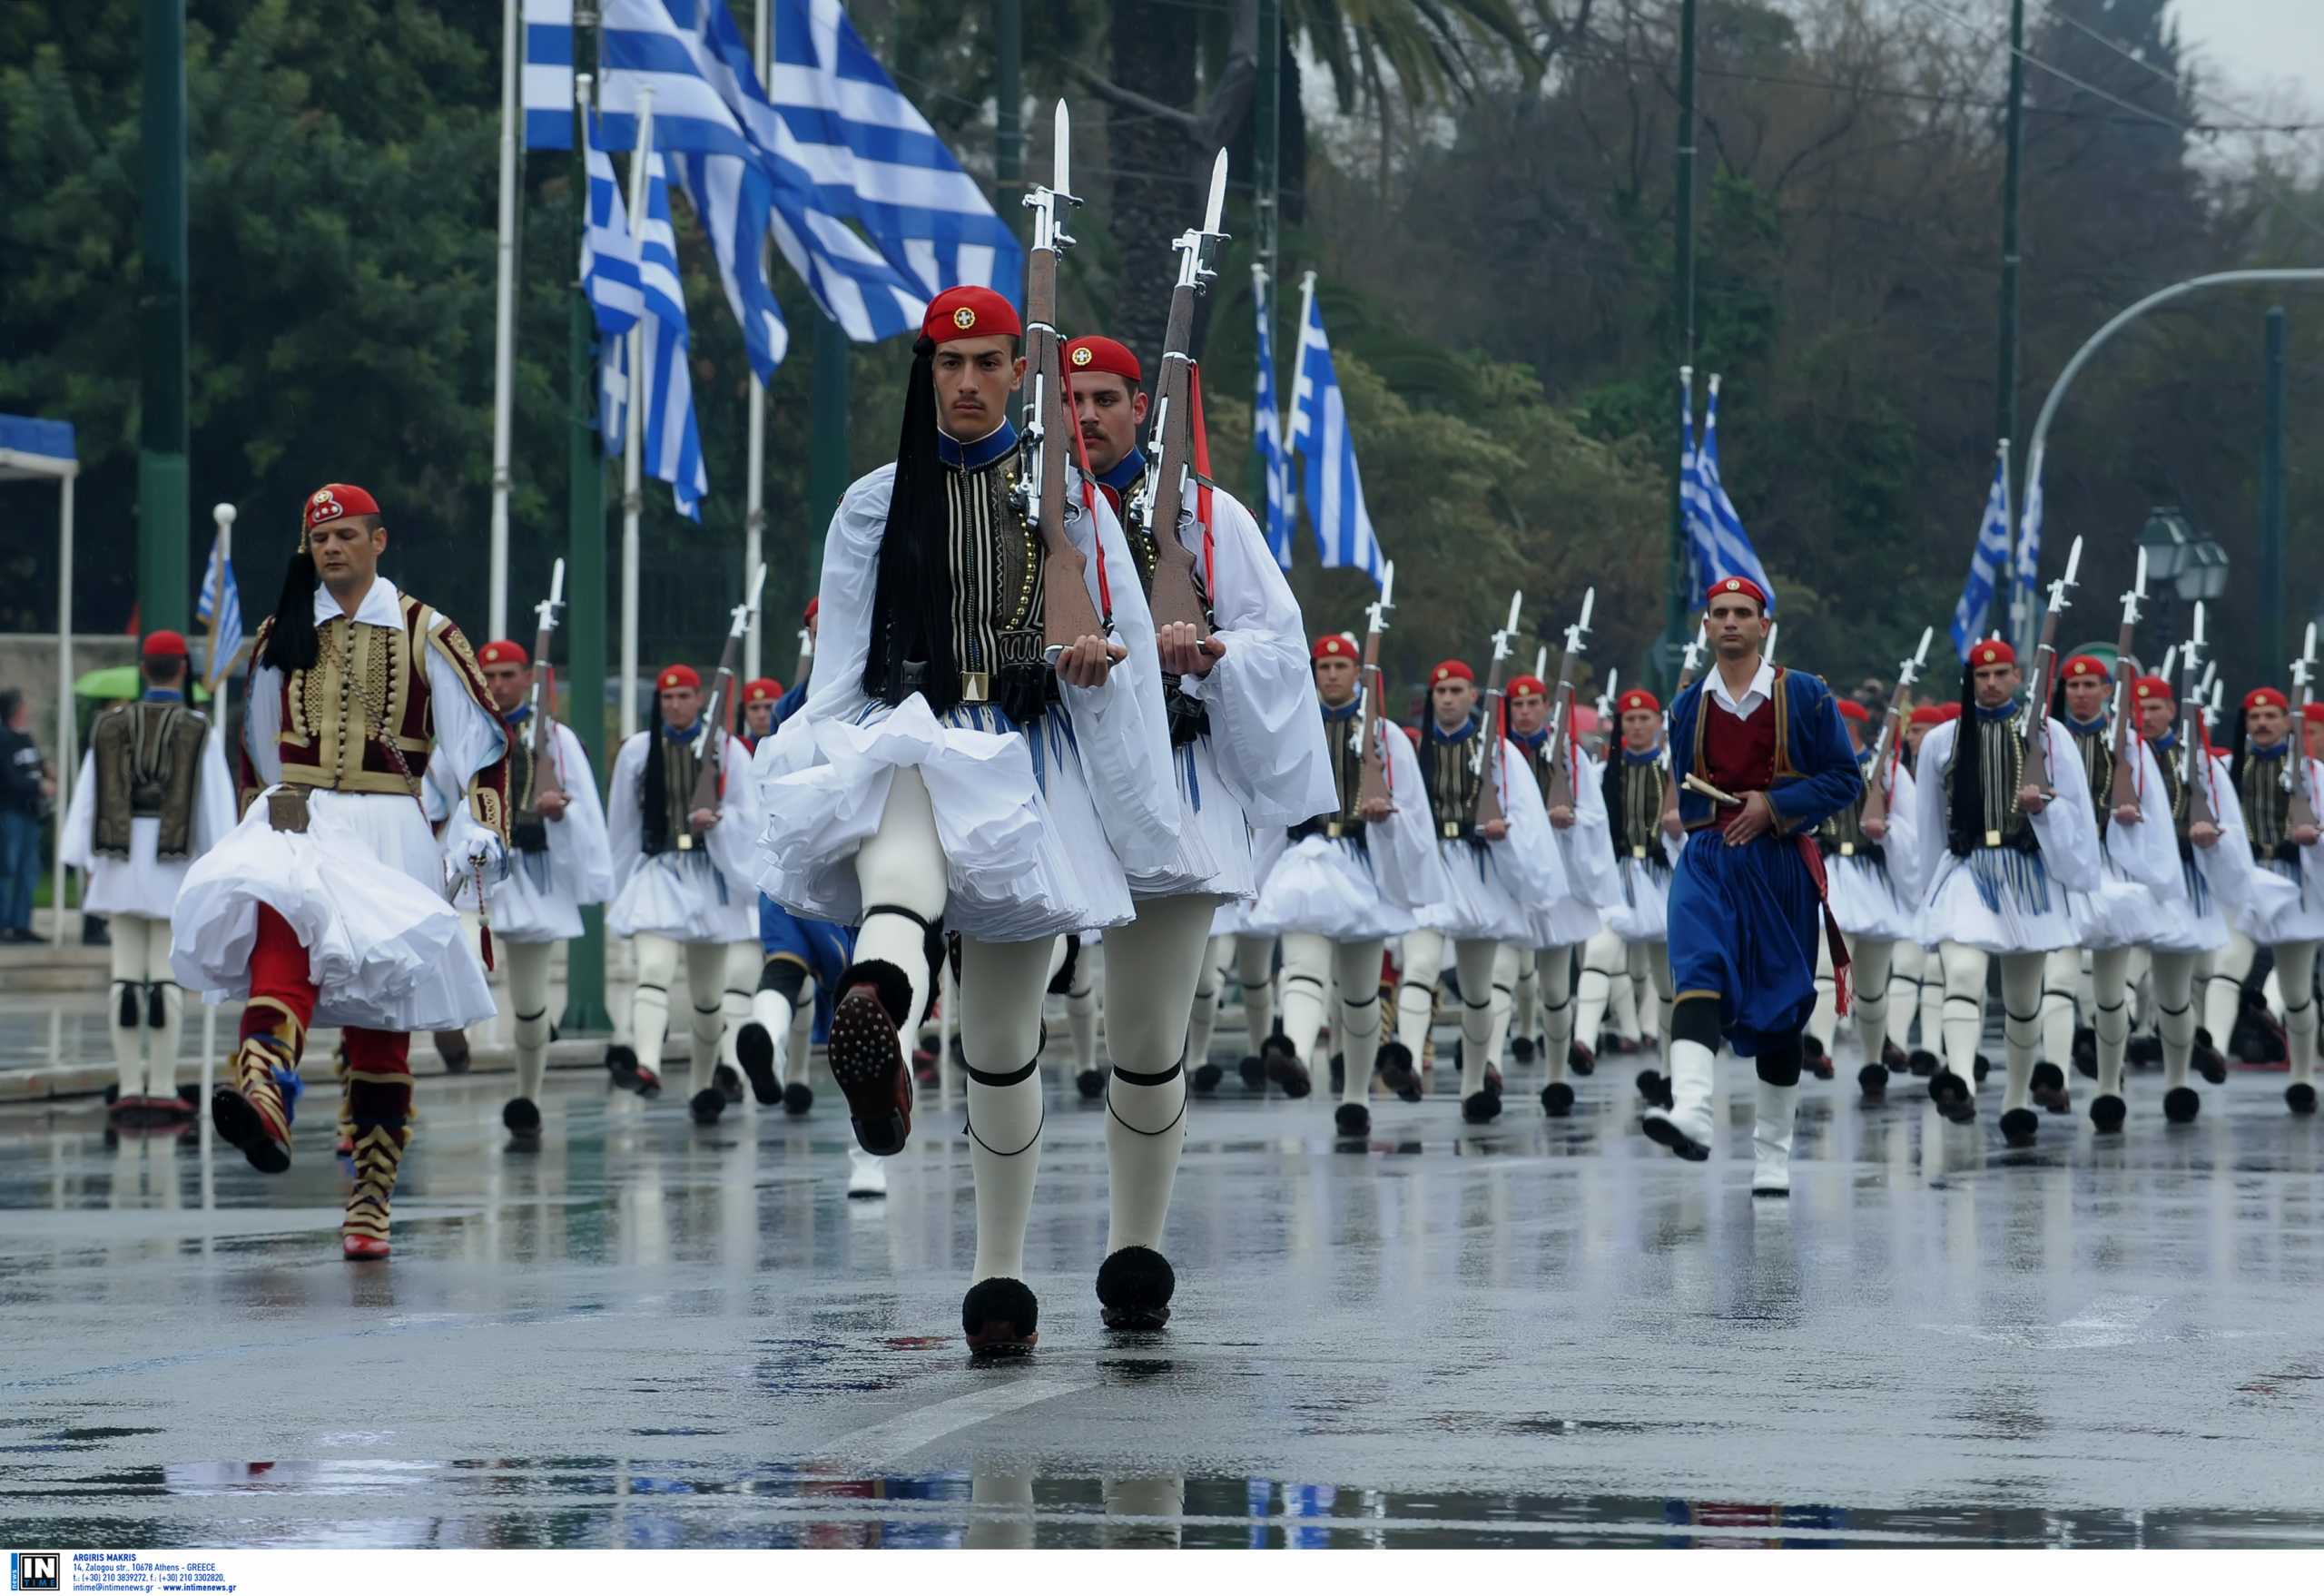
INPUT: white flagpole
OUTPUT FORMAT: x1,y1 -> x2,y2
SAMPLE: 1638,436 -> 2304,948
620,86 -> 655,745
487,0 -> 521,641
203,504 -> 235,693
1285,269 -> 1315,537
743,0 -> 770,682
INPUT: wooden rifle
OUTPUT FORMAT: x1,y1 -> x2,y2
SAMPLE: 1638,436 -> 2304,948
1014,100 -> 1108,663
1356,562 -> 1395,811
1129,148 -> 1228,641
1657,624 -> 1708,831
2180,603 -> 2215,831
1861,625 -> 1933,832
2017,534 -> 2085,796
2106,548 -> 2148,820
684,563 -> 766,848
1540,588 -> 1594,814
524,557 -> 567,816
2292,623 -> 2320,832
1472,591 -> 1523,830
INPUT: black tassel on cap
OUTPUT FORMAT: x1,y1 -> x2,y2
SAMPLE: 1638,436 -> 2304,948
1948,661 -> 1983,848
864,335 -> 961,713
261,547 -> 322,673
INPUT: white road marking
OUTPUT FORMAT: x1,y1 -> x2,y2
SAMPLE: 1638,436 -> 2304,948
817,1378 -> 1088,1467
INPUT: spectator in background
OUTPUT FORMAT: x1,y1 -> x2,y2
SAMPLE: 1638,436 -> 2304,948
0,687 -> 55,942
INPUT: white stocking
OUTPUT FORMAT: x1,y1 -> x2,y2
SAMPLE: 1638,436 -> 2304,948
1334,940 -> 1388,1106
684,940 -> 728,1094
1809,934 -> 1838,1050
2091,946 -> 2132,1097
1916,945 -> 1945,1056
507,939 -> 554,1101
2203,930 -> 2258,1046
1454,939 -> 1500,1095
1512,955 -> 1540,1049
851,766 -> 949,1048
1066,941 -> 1100,1072
1886,941 -> 1924,1050
106,914 -> 153,1098
1235,935 -> 1276,1055
1187,933 -> 1233,1069
1938,942 -> 1990,1088
1539,945 -> 1575,1083
2280,940 -> 2319,1086
719,940 -> 757,1071
1641,941 -> 1676,1048
1999,951 -> 2045,1112
1574,928 -> 1622,1053
1851,937 -> 1896,1062
1278,932 -> 1336,1073
1611,943 -> 1645,1043
2040,948 -> 2081,1067
1395,929 -> 1447,1060
2151,951 -> 2199,1089
629,933 -> 681,1076
960,935 -> 1056,1284
1100,897 -> 1212,1255
1482,942 -> 1520,1074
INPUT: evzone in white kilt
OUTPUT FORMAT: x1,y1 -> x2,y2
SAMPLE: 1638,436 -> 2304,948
1807,735 -> 1922,1097
60,679 -> 235,1119
1905,704 -> 2102,1143
605,712 -> 762,1118
1582,730 -> 1680,1102
2207,726 -> 2324,1117
1246,661 -> 1451,1135
1512,724 -> 1623,1116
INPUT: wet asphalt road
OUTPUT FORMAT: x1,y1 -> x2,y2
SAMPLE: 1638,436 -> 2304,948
4,1038 -> 2322,1549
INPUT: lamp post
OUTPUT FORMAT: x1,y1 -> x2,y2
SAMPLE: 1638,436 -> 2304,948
2138,508 -> 2228,665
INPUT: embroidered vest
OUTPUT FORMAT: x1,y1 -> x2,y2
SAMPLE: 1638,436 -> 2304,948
942,457 -> 1047,710
642,733 -> 708,860
2065,721 -> 2114,840
91,700 -> 208,859
2242,749 -> 2293,862
1945,712 -> 2037,857
1418,724 -> 1485,841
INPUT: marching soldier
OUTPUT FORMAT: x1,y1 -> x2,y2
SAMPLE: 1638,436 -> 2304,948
1904,640 -> 2102,1146
1585,688 -> 1681,1108
1246,633 -> 1446,1136
59,630 -> 233,1125
605,664 -> 762,1125
751,286 -> 1180,1354
172,483 -> 510,1259
1639,577 -> 1861,1196
422,639 -> 613,1144
741,677 -> 783,749
1891,703 -> 1955,1076
1805,696 -> 1922,1103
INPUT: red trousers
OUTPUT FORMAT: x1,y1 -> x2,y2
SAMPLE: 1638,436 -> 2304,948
242,907 -> 412,1124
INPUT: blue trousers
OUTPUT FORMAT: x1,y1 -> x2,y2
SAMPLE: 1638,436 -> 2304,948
0,808 -> 39,933
1667,829 -> 1821,1057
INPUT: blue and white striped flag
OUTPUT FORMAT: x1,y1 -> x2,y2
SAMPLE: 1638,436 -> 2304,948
521,0 -> 579,150
1679,372 -> 1704,596
1951,448 -> 2013,663
1252,270 -> 1293,568
635,148 -> 709,519
1286,283 -> 1386,586
2014,468 -> 2043,658
195,526 -> 243,694
582,123 -> 642,448
1686,375 -> 1776,613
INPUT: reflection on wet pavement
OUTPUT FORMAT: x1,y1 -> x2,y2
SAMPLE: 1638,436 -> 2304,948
3,1051 -> 2323,1547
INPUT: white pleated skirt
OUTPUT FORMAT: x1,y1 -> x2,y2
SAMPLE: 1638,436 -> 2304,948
172,785 -> 495,1031
754,693 -> 1135,944
2235,856 -> 2324,944
1601,854 -> 1671,942
1828,852 -> 1917,942
1127,733 -> 1239,903
1421,838 -> 1532,943
1920,845 -> 2081,955
81,818 -> 197,918
608,852 -> 758,943
1248,833 -> 1416,942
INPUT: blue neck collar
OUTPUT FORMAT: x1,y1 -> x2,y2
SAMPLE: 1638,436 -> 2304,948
1974,698 -> 2019,724
664,719 -> 704,745
2250,740 -> 2289,760
1321,697 -> 1361,724
1427,715 -> 1479,745
1098,447 -> 1146,498
2065,714 -> 2108,737
2151,730 -> 2178,752
1512,725 -> 1548,751
142,688 -> 184,703
501,704 -> 532,729
936,418 -> 1019,472
1623,746 -> 1660,766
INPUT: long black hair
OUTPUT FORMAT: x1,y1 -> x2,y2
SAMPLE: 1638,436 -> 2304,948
2229,705 -> 2250,789
1947,657 -> 1984,845
642,714 -> 675,856
260,545 -> 322,672
864,335 -> 959,710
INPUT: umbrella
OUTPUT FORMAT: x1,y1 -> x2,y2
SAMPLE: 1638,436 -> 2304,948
74,666 -> 211,704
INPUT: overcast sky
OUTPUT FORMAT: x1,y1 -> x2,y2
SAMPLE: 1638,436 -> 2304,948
2161,0 -> 2322,123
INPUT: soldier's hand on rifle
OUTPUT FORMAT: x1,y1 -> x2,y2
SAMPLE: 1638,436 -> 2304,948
1721,791 -> 1776,846
537,791 -> 570,822
1548,804 -> 1574,831
1056,634 -> 1126,689
1480,818 -> 1509,842
1360,796 -> 1393,823
689,806 -> 720,832
2191,820 -> 2221,850
1862,814 -> 1889,842
1157,621 -> 1224,679
2113,803 -> 2140,827
2018,783 -> 2049,815
2296,823 -> 2321,847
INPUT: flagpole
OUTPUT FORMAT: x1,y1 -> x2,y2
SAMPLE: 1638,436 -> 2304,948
1249,263 -> 1269,516
487,0 -> 521,641
203,503 -> 233,693
619,85 -> 655,746
1995,437 -> 2014,653
742,0 -> 770,682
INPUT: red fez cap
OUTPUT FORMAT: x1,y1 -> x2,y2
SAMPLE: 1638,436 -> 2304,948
1063,335 -> 1141,387
2132,675 -> 2173,704
1908,704 -> 1948,726
1705,576 -> 1768,610
142,630 -> 188,659
2245,686 -> 2289,712
1970,640 -> 2017,668
1836,698 -> 1871,723
1939,703 -> 1964,720
303,483 -> 379,532
477,640 -> 529,669
921,286 -> 1020,346
1619,688 -> 1661,715
2062,655 -> 2108,681
1505,675 -> 1549,700
1312,635 -> 1356,662
2305,703 -> 2324,724
1431,660 -> 1475,685
657,665 -> 702,691
743,677 -> 783,704
803,596 -> 820,624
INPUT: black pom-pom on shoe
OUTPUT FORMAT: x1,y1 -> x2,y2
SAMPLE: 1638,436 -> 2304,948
2290,1082 -> 2319,1116
689,1087 -> 726,1126
1328,1053 -> 1346,1094
1096,1246 -> 1174,1332
2071,1026 -> 2096,1079
1906,1048 -> 1940,1078
605,1043 -> 641,1091
1191,1060 -> 1223,1095
783,1080 -> 814,1117
2191,1029 -> 2228,1086
962,1277 -> 1040,1356
1541,1080 -> 1575,1118
1374,1040 -> 1421,1101
1511,1034 -> 1537,1063
2089,1093 -> 2126,1135
1236,1055 -> 1267,1092
1973,1054 -> 1992,1085
1264,1039 -> 1313,1099
2000,1106 -> 2040,1148
2162,1085 -> 2201,1124
1857,1062 -> 1888,1104
714,1063 -> 744,1104
1930,1069 -> 1976,1124
2030,1061 -> 2071,1114
1569,1039 -> 1597,1078
1075,1069 -> 1105,1101
502,1097 -> 542,1138
735,1021 -> 782,1105
1461,1088 -> 1502,1124
1334,1102 -> 1371,1138
1636,1069 -> 1672,1110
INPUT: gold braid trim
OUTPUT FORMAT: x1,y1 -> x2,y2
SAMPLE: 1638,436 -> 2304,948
423,610 -> 513,845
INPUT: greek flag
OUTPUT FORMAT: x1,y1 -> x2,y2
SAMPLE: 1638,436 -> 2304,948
521,0 -> 578,150
1684,374 -> 1776,613
1252,270 -> 1293,568
582,125 -> 643,447
194,527 -> 242,693
583,119 -> 706,517
1286,286 -> 1385,586
1951,448 -> 2013,663
2014,469 -> 2044,657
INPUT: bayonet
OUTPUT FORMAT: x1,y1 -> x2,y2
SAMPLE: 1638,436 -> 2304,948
2019,534 -> 2084,796
1538,588 -> 1591,814
686,563 -> 766,845
1472,590 -> 1523,829
2106,547 -> 2147,819
1355,562 -> 1394,812
1860,625 -> 1932,832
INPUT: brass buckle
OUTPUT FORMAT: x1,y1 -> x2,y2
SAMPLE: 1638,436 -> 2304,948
1442,821 -> 1462,840
1984,828 -> 2003,848
1325,820 -> 1345,839
677,832 -> 695,852
266,787 -> 312,834
1839,842 -> 1856,857
1630,845 -> 1648,859
960,671 -> 990,704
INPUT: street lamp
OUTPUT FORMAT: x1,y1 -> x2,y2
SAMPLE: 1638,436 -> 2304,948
2139,507 -> 2192,584
2176,532 -> 2230,604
